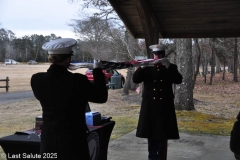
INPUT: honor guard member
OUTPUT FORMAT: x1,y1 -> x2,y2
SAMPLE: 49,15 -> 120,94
230,111 -> 240,160
31,38 -> 108,160
132,43 -> 183,160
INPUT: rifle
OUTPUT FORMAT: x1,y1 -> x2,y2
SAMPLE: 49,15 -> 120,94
68,58 -> 164,70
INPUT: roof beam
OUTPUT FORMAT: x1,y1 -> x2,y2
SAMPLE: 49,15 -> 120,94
108,0 -> 137,38
136,0 -> 164,37
135,0 -> 161,57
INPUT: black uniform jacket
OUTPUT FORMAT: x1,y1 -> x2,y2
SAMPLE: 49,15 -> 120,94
31,64 -> 108,160
132,64 -> 182,140
230,111 -> 240,155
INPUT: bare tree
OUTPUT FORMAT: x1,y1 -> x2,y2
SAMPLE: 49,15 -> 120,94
215,38 -> 230,80
174,38 -> 195,110
199,39 -> 212,83
233,37 -> 238,82
215,38 -> 239,81
68,7 -> 146,95
0,29 -> 17,61
209,38 -> 216,85
69,17 -> 116,60
192,38 -> 201,87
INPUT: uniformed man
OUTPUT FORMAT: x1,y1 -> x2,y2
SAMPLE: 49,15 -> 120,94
31,38 -> 108,160
230,111 -> 240,160
132,43 -> 183,160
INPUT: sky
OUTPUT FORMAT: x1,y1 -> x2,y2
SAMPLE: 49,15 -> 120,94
0,0 -> 90,39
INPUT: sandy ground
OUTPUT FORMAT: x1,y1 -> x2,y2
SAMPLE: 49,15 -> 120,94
0,63 -> 128,92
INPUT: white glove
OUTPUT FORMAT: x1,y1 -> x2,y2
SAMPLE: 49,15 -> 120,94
93,60 -> 103,69
161,58 -> 170,68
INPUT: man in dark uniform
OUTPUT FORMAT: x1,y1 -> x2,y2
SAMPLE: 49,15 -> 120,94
31,38 -> 108,160
230,111 -> 240,160
132,43 -> 183,160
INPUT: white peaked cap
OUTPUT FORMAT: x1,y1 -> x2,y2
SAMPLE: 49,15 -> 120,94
149,43 -> 167,52
42,38 -> 77,54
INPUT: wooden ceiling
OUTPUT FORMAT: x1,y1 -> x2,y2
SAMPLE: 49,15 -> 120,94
107,0 -> 240,39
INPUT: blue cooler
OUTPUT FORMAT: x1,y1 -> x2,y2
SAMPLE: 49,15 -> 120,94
85,112 -> 101,126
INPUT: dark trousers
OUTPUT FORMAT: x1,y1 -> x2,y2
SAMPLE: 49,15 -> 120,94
147,139 -> 168,160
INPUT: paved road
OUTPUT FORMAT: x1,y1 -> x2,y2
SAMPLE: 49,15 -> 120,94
108,130 -> 235,160
0,91 -> 35,105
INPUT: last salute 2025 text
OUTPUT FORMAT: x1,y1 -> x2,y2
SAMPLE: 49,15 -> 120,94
7,153 -> 57,159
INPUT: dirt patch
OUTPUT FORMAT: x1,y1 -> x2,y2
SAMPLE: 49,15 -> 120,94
193,74 -> 240,119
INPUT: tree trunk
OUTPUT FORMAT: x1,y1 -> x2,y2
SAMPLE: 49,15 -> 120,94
174,38 -> 195,110
209,38 -> 216,85
201,63 -> 207,83
229,58 -> 234,73
192,38 -> 201,87
25,47 -> 28,62
215,56 -> 221,73
204,61 -> 208,83
122,68 -> 137,95
122,69 -> 131,95
233,37 -> 238,82
202,50 -> 208,83
222,60 -> 226,80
